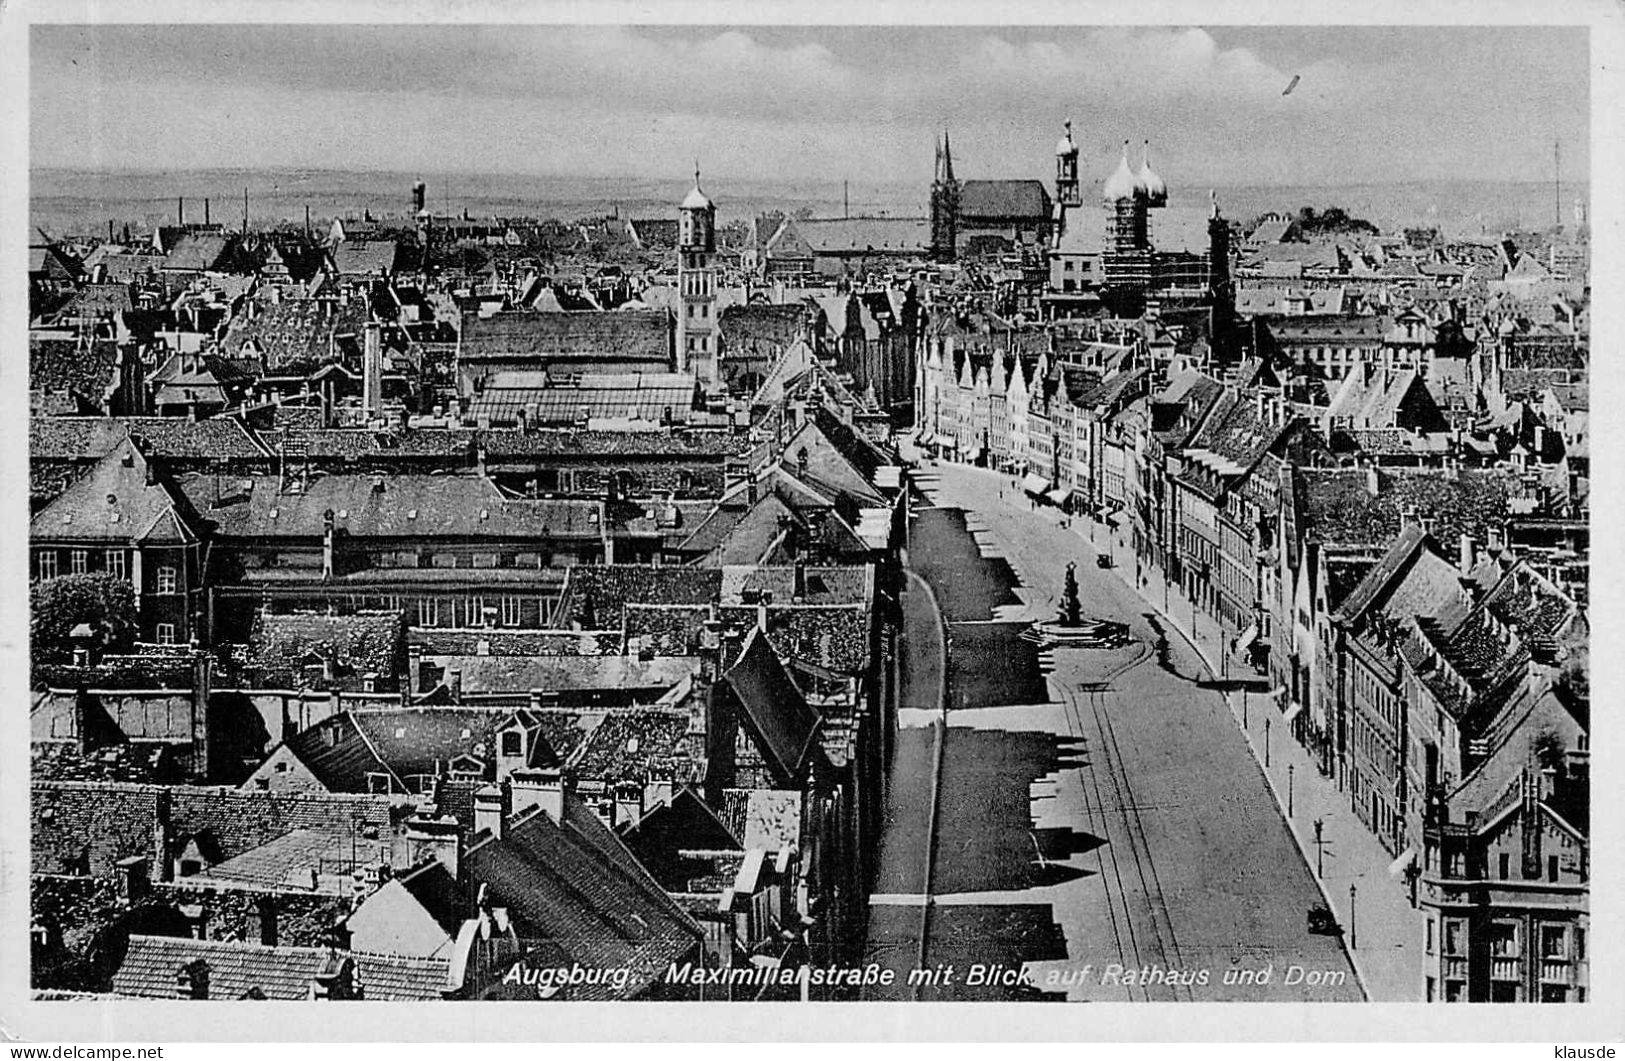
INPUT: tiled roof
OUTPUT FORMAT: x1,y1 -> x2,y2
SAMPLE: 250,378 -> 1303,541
465,797 -> 702,998
31,782 -> 393,876
722,627 -> 822,783
29,441 -> 199,544
30,337 -> 119,404
111,935 -> 450,999
466,375 -> 699,426
247,612 -> 404,691
423,654 -> 697,697
622,604 -> 710,658
959,179 -> 1051,221
778,217 -> 931,255
718,303 -> 809,353
1296,467 -> 1516,548
123,417 -> 270,460
30,741 -> 185,784
459,310 -> 672,363
480,426 -> 743,459
161,234 -> 230,273
218,300 -> 345,371
332,240 -> 400,277
283,708 -> 558,792
564,566 -> 722,628
570,708 -> 698,784
180,473 -> 606,540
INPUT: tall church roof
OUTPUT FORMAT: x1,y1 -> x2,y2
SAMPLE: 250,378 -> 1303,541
1103,141 -> 1139,202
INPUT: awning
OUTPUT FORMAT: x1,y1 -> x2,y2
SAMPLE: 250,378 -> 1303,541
1022,473 -> 1052,496
1047,487 -> 1074,507
1234,623 -> 1259,655
1388,846 -> 1419,878
1282,701 -> 1305,726
916,430 -> 937,446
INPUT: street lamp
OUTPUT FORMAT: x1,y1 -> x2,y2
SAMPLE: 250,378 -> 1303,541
1265,717 -> 1272,768
1287,763 -> 1294,818
1313,818 -> 1325,878
1348,884 -> 1358,950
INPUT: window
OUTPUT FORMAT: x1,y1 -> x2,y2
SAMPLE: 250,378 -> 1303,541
37,552 -> 58,580
501,597 -> 523,628
1575,928 -> 1585,962
105,550 -> 126,580
1426,918 -> 1435,954
1541,925 -> 1567,960
1491,981 -> 1519,1003
1489,922 -> 1520,959
70,550 -> 88,576
156,623 -> 177,645
1540,984 -> 1568,1003
156,566 -> 178,594
1425,977 -> 1434,1002
1549,855 -> 1560,882
1443,919 -> 1464,956
417,599 -> 440,627
501,731 -> 523,757
1499,853 -> 1510,880
1444,980 -> 1465,1003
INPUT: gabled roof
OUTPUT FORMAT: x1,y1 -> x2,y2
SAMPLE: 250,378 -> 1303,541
345,860 -> 465,959
959,179 -> 1051,221
459,309 -> 672,363
332,240 -> 400,278
465,796 -> 702,999
722,627 -> 822,783
29,440 -> 199,544
112,934 -> 451,1000
278,708 -> 558,792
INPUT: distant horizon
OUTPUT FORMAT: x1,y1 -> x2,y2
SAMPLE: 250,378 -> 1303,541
31,162 -> 1591,192
32,26 -> 1587,187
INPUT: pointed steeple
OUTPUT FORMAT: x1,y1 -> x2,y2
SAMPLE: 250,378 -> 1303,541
942,128 -> 955,183
934,133 -> 944,183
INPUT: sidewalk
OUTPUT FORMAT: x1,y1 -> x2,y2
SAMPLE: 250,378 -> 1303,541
1071,511 -> 1426,1002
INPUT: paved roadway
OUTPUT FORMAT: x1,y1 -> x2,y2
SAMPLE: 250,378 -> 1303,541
862,461 -> 1362,1001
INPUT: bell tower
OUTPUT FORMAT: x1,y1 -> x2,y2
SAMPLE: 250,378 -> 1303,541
930,130 -> 960,262
678,166 -> 718,384
1055,120 -> 1081,210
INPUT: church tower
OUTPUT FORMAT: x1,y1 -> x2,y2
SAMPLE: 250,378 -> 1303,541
930,130 -> 960,262
1055,120 -> 1081,210
678,167 -> 718,384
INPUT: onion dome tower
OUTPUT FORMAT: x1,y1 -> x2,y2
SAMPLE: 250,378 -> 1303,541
1139,141 -> 1168,208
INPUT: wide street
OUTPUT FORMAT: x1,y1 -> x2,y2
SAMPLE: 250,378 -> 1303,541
862,459 -> 1362,1001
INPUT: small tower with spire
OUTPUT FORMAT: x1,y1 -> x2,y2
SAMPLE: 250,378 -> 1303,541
677,165 -> 718,384
1055,119 -> 1081,209
930,129 -> 961,262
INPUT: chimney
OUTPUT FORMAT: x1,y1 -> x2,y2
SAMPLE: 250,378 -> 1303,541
178,196 -> 185,226
152,789 -> 173,882
204,197 -> 211,227
310,955 -> 356,1001
1365,466 -> 1381,498
114,856 -> 151,906
794,561 -> 808,600
510,767 -> 566,825
613,780 -> 642,829
252,893 -> 278,946
1459,533 -> 1478,575
404,815 -> 462,879
321,508 -> 336,579
362,323 -> 383,419
407,643 -> 423,696
473,785 -> 505,840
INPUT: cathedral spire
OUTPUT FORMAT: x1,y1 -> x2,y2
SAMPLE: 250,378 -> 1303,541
942,128 -> 955,183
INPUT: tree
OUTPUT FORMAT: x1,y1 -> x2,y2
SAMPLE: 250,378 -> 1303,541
1057,562 -> 1083,627
31,574 -> 139,663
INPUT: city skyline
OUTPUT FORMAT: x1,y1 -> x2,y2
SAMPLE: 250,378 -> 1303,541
32,25 -> 1589,187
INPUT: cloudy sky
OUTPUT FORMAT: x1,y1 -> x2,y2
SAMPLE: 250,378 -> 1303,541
30,24 -> 1589,187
